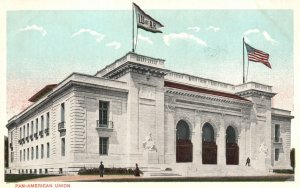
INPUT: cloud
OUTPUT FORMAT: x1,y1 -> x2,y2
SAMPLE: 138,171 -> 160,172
106,41 -> 121,49
243,28 -> 260,36
206,26 -> 220,32
19,25 -> 47,36
187,26 -> 201,32
138,34 -> 153,45
243,29 -> 278,45
262,31 -> 277,45
71,28 -> 105,42
163,32 -> 207,46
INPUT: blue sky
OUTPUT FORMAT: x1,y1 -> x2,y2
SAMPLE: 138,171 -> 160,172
6,9 -> 293,119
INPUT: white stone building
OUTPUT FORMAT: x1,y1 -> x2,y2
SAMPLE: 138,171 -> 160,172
6,52 -> 293,176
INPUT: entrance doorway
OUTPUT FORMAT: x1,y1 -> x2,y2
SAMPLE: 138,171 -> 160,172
176,120 -> 193,162
226,126 -> 239,165
202,123 -> 217,164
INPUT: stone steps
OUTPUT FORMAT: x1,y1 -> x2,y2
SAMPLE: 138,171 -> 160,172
135,163 -> 268,177
155,163 -> 268,177
140,167 -> 181,177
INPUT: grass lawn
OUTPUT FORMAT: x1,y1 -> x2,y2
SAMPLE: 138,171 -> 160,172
5,174 -> 59,182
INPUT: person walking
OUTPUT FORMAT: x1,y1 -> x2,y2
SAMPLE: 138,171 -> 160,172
99,161 -> 104,177
134,163 -> 140,177
245,157 -> 251,166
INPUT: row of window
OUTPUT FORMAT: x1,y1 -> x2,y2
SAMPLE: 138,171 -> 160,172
18,143 -> 50,162
17,112 -> 50,145
13,100 -> 109,145
18,168 -> 64,174
19,168 -> 49,174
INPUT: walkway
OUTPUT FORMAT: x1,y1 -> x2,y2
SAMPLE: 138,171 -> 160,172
23,174 -> 294,182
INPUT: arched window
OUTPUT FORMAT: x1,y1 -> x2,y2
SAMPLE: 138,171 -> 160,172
202,123 -> 214,142
176,120 -> 192,162
226,126 -> 236,143
226,126 -> 239,165
176,120 -> 190,140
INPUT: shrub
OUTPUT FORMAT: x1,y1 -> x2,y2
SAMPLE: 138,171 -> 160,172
78,167 -> 135,175
273,169 -> 294,174
165,168 -> 172,171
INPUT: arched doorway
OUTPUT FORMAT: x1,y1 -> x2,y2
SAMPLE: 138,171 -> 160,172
226,126 -> 239,165
202,123 -> 217,164
176,120 -> 193,162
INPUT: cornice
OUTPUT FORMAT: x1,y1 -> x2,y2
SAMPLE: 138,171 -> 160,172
6,80 -> 129,129
165,88 -> 253,107
235,89 -> 276,99
104,62 -> 169,79
271,113 -> 294,120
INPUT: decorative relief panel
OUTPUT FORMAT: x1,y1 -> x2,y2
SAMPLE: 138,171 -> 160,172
139,85 -> 156,100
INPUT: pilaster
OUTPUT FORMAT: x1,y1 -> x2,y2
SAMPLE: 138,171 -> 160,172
217,116 -> 226,165
193,111 -> 201,164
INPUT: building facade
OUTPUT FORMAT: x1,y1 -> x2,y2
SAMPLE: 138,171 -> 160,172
6,52 -> 293,175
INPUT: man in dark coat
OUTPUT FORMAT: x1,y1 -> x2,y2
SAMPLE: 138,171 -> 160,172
134,163 -> 140,177
245,157 -> 250,166
99,161 -> 104,177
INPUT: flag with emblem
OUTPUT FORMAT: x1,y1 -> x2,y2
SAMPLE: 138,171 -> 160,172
133,3 -> 164,33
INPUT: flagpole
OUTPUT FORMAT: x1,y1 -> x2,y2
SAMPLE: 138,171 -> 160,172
132,3 -> 135,53
243,37 -> 245,84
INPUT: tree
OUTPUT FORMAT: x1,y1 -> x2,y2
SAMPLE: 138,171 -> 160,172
290,148 -> 295,173
4,136 -> 8,168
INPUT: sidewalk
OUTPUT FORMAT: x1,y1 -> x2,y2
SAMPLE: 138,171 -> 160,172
24,175 -> 138,182
23,174 -> 294,182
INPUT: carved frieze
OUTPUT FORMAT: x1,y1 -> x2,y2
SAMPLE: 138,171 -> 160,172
139,85 -> 156,100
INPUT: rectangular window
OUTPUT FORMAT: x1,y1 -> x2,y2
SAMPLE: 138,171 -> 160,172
99,101 -> 109,127
31,147 -> 34,160
61,103 -> 65,122
46,112 -> 50,129
23,149 -> 25,161
27,148 -> 29,161
36,146 -> 39,159
61,138 -> 65,156
275,124 -> 280,142
23,125 -> 25,138
275,148 -> 280,161
41,115 -> 44,131
27,123 -> 29,137
99,137 -> 108,155
10,152 -> 14,163
41,144 -> 44,159
20,150 -> 22,161
11,131 -> 13,143
36,118 -> 39,133
20,127 -> 22,139
31,121 -> 34,135
47,143 -> 50,158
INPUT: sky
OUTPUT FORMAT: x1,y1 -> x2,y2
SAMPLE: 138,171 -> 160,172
6,9 -> 293,121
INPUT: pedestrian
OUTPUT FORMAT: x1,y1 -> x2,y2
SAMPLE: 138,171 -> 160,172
134,163 -> 140,177
99,161 -> 104,177
245,157 -> 250,166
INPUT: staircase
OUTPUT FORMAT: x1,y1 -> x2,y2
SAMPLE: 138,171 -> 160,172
140,166 -> 181,177
139,163 -> 269,177
172,163 -> 268,177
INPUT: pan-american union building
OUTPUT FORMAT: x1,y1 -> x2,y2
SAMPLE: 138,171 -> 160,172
6,52 -> 293,176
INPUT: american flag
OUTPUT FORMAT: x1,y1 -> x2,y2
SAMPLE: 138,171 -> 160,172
245,42 -> 271,69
